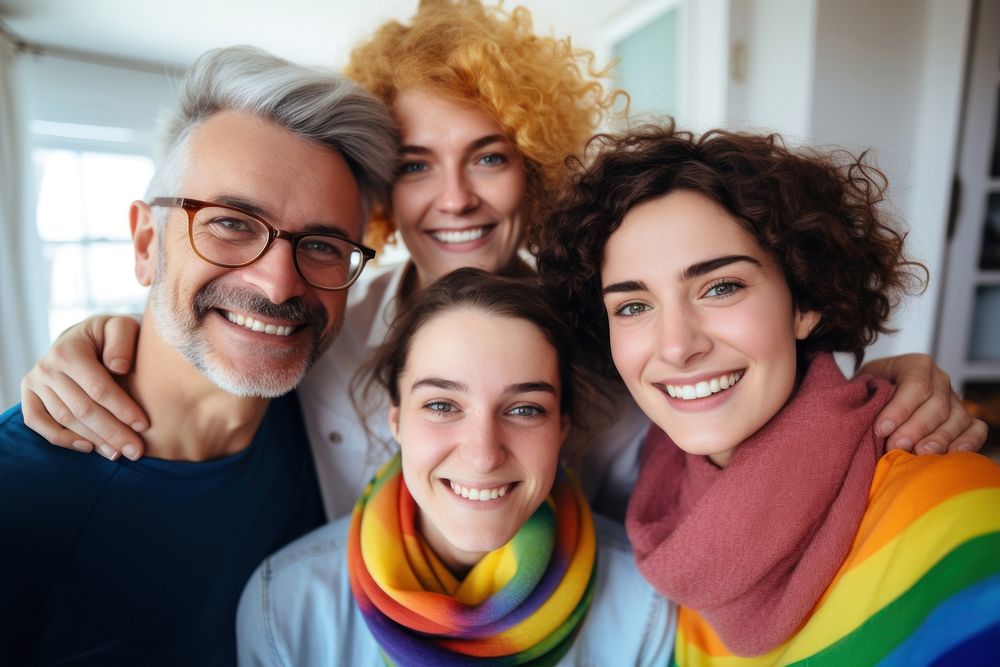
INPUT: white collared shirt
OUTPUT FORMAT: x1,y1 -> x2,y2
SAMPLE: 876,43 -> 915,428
297,262 -> 406,518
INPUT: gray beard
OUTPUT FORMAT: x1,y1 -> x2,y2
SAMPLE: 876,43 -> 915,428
148,250 -> 336,398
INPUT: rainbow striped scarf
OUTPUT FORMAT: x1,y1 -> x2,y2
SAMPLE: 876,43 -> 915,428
347,456 -> 597,666
671,450 -> 1000,666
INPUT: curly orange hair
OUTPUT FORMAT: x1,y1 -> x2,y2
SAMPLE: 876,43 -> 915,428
346,0 -> 621,250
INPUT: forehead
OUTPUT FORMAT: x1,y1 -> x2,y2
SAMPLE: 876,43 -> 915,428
393,89 -> 507,146
403,308 -> 559,385
181,110 -> 363,234
603,191 -> 761,273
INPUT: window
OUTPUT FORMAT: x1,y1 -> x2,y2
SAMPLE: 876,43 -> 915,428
33,147 -> 153,340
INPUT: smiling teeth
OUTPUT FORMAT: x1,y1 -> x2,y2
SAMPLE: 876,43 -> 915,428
450,481 -> 510,501
431,227 -> 488,244
666,371 -> 744,400
225,311 -> 295,337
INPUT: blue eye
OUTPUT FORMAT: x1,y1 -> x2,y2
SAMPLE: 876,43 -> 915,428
204,216 -> 255,233
217,217 -> 250,231
424,401 -> 456,414
399,162 -> 428,175
299,238 -> 345,257
614,302 -> 649,317
704,281 -> 742,298
478,153 -> 507,167
199,215 -> 261,243
508,404 -> 544,418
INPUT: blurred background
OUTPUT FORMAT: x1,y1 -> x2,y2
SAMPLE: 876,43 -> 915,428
0,0 -> 996,448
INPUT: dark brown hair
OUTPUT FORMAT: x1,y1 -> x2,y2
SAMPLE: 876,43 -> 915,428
369,267 -> 579,420
533,122 -> 926,376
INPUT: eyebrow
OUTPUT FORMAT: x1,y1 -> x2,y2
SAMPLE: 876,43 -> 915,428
681,254 -> 762,280
602,280 -> 647,296
602,255 -> 763,296
411,378 -> 467,392
410,377 -> 558,396
508,382 -> 558,396
400,134 -> 509,155
212,194 -> 354,238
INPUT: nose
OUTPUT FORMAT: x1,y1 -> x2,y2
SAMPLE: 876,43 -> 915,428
238,238 -> 309,304
435,165 -> 479,214
656,305 -> 712,368
458,413 -> 507,473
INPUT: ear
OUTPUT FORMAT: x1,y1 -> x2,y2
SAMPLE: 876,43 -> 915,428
131,201 -> 158,287
793,308 -> 821,341
560,413 -> 572,445
387,404 -> 401,442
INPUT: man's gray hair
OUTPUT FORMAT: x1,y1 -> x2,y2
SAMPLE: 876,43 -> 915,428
146,45 -> 399,223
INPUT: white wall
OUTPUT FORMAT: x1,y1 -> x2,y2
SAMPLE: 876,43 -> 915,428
19,52 -> 175,150
728,0 -> 818,140
683,0 -> 731,131
809,0 -> 971,361
727,0 -> 971,363
904,0 -> 975,359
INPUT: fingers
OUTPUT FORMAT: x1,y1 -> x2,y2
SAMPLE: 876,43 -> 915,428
38,369 -> 145,461
943,418 -> 989,453
907,394 -> 975,454
863,354 -> 952,450
868,354 -> 989,454
20,316 -> 148,460
20,384 -> 94,452
99,316 -> 141,375
57,318 -> 147,426
877,376 -> 939,449
23,369 -> 140,460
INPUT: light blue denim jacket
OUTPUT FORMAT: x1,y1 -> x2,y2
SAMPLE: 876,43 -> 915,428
237,513 -> 676,666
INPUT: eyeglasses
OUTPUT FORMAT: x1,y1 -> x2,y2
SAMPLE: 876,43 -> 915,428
149,197 -> 375,291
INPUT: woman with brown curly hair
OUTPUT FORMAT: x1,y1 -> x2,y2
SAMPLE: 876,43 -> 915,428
18,1 -> 986,521
535,124 -> 1000,665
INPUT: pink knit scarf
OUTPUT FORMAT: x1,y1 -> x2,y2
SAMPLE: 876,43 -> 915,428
625,353 -> 893,656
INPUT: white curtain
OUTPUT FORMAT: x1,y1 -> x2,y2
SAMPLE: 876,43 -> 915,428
0,32 -> 32,408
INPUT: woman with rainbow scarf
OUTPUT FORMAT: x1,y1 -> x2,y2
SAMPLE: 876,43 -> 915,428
236,268 -> 676,665
535,124 -> 1000,666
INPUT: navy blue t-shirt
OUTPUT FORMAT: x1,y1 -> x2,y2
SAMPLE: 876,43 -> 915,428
0,391 -> 325,666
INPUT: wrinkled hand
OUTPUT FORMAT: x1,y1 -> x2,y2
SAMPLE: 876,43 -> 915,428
20,316 -> 147,460
861,354 -> 988,454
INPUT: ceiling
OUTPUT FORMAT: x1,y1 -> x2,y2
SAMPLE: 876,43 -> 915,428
0,0 -> 635,72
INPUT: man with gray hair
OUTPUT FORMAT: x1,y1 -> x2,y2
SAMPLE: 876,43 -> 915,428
0,46 -> 398,665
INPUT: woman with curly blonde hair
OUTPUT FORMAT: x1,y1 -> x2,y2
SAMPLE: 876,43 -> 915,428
295,0 -> 628,515
346,0 -> 615,258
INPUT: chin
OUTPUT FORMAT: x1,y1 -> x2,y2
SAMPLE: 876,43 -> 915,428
448,527 -> 515,555
672,435 -> 740,462
200,358 -> 306,398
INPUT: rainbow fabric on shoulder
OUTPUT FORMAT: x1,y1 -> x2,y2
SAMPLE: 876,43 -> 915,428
346,455 -> 597,666
671,450 -> 1000,666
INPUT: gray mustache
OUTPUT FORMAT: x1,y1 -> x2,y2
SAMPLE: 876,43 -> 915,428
193,283 -> 328,331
